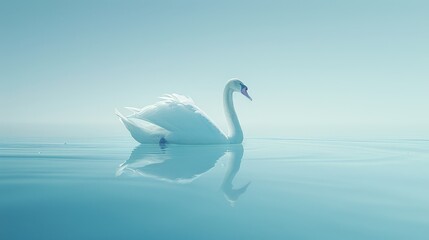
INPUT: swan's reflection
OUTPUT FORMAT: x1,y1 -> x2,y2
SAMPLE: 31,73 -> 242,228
117,144 -> 250,204
221,144 -> 251,206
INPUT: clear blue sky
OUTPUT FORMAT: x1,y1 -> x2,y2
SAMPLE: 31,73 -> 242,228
1,0 -> 428,139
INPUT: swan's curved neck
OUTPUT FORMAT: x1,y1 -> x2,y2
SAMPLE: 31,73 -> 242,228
223,85 -> 243,144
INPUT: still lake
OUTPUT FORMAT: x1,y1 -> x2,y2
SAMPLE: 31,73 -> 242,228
1,138 -> 428,240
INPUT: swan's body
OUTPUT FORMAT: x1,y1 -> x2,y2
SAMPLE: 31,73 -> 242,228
116,79 -> 252,145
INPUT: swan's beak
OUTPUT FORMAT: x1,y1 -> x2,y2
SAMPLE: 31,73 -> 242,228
241,88 -> 252,101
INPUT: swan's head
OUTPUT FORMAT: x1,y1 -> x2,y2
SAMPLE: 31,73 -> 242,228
228,79 -> 252,101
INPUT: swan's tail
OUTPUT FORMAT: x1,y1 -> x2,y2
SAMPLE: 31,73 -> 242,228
115,108 -> 128,123
115,108 -> 124,119
115,108 -> 141,133
115,108 -> 169,144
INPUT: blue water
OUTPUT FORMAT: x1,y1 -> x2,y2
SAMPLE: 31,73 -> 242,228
1,138 -> 428,240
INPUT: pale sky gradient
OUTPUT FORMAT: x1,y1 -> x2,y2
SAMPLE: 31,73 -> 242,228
1,0 -> 428,139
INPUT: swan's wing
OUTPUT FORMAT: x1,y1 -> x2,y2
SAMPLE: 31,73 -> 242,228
128,94 -> 227,144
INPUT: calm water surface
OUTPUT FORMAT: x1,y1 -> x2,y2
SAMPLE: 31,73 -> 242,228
1,138 -> 428,240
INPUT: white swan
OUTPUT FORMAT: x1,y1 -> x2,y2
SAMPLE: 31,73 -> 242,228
115,79 -> 252,144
